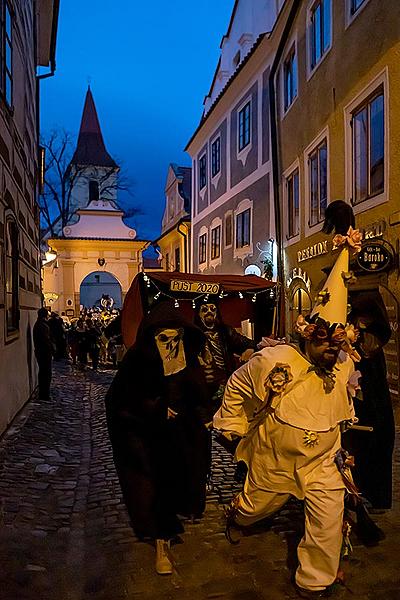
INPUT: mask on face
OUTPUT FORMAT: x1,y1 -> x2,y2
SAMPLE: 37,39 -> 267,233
154,327 -> 186,376
199,303 -> 218,330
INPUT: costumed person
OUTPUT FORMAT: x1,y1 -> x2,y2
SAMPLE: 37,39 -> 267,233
214,201 -> 364,598
33,307 -> 54,401
345,293 -> 395,511
105,301 -> 211,575
195,300 -> 256,415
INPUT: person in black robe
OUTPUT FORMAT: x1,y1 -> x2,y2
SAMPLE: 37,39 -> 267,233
346,293 -> 395,510
105,301 -> 211,575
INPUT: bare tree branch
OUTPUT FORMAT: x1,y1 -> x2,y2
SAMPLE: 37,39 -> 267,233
39,129 -> 140,241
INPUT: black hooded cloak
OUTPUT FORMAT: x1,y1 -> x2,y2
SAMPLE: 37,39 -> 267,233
105,301 -> 211,540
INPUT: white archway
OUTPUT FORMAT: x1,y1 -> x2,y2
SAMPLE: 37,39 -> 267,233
80,271 -> 122,309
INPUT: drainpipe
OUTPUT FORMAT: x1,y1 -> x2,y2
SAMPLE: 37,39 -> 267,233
177,221 -> 190,273
269,0 -> 301,336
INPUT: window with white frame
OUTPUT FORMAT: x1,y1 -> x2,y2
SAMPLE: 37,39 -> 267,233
309,0 -> 331,70
238,102 -> 251,152
236,208 -> 251,248
0,1 -> 12,106
225,212 -> 233,247
5,215 -> 19,335
352,88 -> 384,205
199,154 -> 207,190
309,139 -> 327,226
211,225 -> 221,260
286,169 -> 300,239
199,232 -> 207,264
283,46 -> 298,111
211,137 -> 221,177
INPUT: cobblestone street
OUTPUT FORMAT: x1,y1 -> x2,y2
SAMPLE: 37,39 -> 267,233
0,362 -> 399,600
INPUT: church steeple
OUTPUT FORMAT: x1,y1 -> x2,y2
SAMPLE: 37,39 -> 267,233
70,87 -> 118,168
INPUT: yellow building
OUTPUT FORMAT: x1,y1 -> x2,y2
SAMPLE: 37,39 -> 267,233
154,164 -> 191,273
42,89 -> 148,314
273,0 -> 400,417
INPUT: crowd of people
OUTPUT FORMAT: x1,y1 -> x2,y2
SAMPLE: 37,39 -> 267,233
32,203 -> 395,598
47,307 -> 124,370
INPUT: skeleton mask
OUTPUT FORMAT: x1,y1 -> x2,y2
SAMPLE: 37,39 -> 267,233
154,327 -> 186,376
199,303 -> 218,330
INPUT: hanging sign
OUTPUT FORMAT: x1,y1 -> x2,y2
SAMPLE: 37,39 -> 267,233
170,280 -> 220,294
356,241 -> 393,272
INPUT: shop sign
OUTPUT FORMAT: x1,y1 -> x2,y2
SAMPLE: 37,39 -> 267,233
356,241 -> 393,272
44,292 -> 59,304
297,240 -> 329,263
170,279 -> 220,294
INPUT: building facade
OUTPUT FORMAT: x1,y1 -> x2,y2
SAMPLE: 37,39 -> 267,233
43,88 -> 148,315
0,1 -> 59,434
274,0 -> 400,419
154,163 -> 191,273
186,0 -> 284,278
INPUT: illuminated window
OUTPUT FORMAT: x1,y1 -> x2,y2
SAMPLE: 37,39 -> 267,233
225,213 -> 233,247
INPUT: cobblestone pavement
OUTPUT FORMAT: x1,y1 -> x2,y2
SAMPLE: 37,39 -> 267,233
0,362 -> 399,600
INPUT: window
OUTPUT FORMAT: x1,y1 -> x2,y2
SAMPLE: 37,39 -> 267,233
225,213 -> 233,247
238,102 -> 251,152
199,233 -> 207,264
211,137 -> 221,177
165,253 -> 170,271
309,139 -> 327,226
211,225 -> 221,260
236,209 -> 251,248
199,154 -> 207,190
5,216 -> 19,334
351,0 -> 366,14
284,46 -> 298,111
310,0 -> 331,70
89,180 -> 99,201
174,247 -> 181,272
287,170 -> 300,238
233,50 -> 241,69
0,1 -> 12,106
352,89 -> 384,205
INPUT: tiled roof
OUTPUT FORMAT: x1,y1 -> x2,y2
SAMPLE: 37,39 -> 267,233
70,87 -> 118,168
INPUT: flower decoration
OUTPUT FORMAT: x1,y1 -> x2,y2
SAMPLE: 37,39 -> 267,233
294,314 -> 308,334
342,271 -> 357,286
295,315 -> 361,363
265,363 -> 293,395
332,227 -> 363,255
315,289 -> 331,306
345,324 -> 359,344
303,430 -> 320,448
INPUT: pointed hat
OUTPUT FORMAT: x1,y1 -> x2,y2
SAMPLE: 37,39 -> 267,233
310,246 -> 350,325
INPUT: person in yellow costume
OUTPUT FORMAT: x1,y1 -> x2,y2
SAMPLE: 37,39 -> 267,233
214,202 -> 363,598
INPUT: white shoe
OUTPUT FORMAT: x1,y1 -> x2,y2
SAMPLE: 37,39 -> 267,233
155,539 -> 173,575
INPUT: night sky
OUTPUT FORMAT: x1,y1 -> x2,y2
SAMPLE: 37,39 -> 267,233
40,0 -> 233,241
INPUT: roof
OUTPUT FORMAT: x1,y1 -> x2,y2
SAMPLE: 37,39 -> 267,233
70,87 -> 118,168
185,33 -> 266,152
170,163 -> 192,213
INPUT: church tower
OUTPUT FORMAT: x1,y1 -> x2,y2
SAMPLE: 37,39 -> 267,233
68,86 -> 119,216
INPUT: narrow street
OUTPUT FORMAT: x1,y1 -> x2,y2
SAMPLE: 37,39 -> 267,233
0,362 -> 399,600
